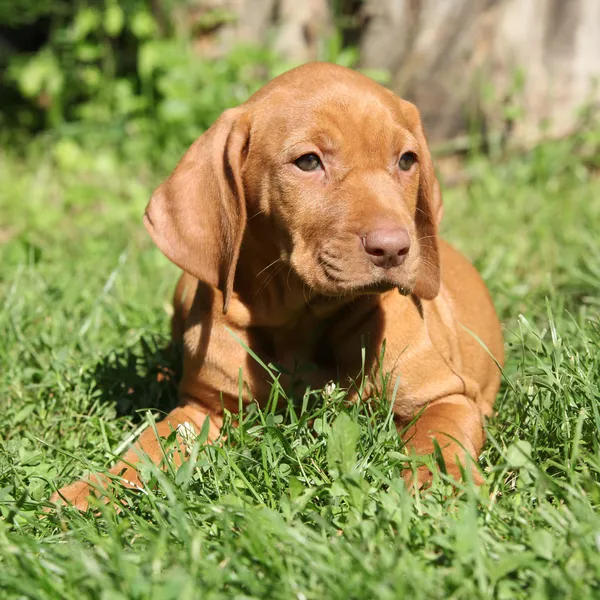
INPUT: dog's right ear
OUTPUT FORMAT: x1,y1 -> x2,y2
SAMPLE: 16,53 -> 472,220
144,109 -> 250,313
398,99 -> 442,301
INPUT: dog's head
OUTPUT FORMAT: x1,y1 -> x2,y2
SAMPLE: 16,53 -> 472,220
145,63 -> 443,312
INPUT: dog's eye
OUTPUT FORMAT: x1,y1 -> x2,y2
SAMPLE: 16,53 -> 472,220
294,153 -> 322,172
398,152 -> 417,171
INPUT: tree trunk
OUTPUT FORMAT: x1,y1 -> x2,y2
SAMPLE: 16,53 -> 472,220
359,0 -> 600,146
174,0 -> 331,63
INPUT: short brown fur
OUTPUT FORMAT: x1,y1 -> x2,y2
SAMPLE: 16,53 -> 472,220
53,63 -> 504,510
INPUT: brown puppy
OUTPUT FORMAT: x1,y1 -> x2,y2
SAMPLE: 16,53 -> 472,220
52,63 -> 504,510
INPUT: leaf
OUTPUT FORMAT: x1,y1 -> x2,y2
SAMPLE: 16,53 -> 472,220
130,11 -> 157,39
288,476 -> 303,500
329,479 -> 349,497
506,439 -> 533,469
327,413 -> 359,480
487,551 -> 537,582
530,529 -> 554,561
17,50 -> 63,98
13,403 -> 35,425
358,68 -> 391,84
71,8 -> 101,41
138,41 -> 162,80
198,414 -> 211,445
104,3 -> 124,37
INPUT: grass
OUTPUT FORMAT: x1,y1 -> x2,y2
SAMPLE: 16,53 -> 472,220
1,128 -> 600,599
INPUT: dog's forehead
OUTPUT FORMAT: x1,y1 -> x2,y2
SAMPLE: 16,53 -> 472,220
250,62 -> 391,101
247,76 -> 415,152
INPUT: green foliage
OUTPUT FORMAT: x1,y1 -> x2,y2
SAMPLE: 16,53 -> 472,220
1,1 -> 283,163
2,3 -> 600,596
0,1 -> 369,166
0,0 -> 63,26
1,123 -> 600,596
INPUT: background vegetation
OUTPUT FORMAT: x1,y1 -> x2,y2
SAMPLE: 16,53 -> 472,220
1,2 -> 600,599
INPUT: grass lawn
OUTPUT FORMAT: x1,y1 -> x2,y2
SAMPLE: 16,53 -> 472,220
1,132 -> 600,599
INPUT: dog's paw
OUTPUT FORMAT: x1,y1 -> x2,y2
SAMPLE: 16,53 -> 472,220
403,461 -> 484,492
50,481 -> 94,512
49,473 -> 111,512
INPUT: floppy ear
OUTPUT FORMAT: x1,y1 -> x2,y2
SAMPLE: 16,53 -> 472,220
144,109 -> 250,313
403,101 -> 442,300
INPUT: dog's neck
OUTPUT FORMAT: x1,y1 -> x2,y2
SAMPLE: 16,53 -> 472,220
226,222 -> 401,378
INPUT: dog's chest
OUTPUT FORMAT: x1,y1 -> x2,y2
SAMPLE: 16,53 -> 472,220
268,313 -> 326,370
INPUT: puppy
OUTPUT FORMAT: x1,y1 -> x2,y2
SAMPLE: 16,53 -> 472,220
52,63 -> 504,510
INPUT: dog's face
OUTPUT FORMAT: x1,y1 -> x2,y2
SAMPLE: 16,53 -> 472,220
243,79 -> 433,297
145,63 -> 441,312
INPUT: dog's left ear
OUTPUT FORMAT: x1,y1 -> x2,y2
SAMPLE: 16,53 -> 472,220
402,100 -> 442,300
144,108 -> 250,313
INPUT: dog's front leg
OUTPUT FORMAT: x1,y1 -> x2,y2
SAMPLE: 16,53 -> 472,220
50,402 -> 220,512
400,394 -> 486,488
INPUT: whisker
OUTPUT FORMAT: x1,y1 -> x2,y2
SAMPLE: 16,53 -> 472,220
256,257 -> 282,278
302,281 -> 312,304
418,257 -> 438,272
414,205 -> 434,219
253,263 -> 284,299
248,208 -> 268,220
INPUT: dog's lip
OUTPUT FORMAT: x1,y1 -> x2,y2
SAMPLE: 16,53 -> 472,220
317,268 -> 414,297
300,245 -> 416,297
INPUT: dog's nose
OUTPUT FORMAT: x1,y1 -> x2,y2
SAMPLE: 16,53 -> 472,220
362,227 -> 411,268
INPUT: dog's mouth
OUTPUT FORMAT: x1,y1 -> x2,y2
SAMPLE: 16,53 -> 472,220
319,271 -> 413,297
310,247 -> 417,297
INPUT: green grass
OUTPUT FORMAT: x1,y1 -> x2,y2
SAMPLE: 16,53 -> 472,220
1,130 -> 600,599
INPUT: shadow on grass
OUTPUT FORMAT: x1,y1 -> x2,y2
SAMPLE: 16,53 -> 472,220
87,336 -> 182,422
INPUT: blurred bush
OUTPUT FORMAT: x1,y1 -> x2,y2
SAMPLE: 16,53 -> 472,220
0,1 -> 288,164
0,1 -> 366,167
2,1 -> 599,167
